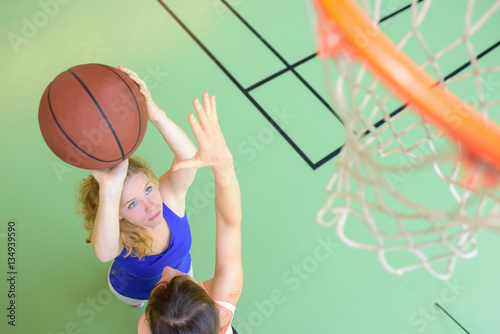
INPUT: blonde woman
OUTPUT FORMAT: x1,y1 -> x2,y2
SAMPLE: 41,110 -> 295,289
138,93 -> 242,334
78,66 -> 197,307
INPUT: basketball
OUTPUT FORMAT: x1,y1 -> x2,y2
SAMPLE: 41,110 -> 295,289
38,63 -> 148,169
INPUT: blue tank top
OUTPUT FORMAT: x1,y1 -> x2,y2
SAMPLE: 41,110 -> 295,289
109,203 -> 192,299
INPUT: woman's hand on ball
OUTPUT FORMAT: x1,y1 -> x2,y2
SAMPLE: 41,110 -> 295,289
118,65 -> 166,123
88,159 -> 129,192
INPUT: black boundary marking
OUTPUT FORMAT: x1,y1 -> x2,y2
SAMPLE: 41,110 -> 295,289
219,0 -> 343,123
156,0 -> 315,168
379,0 -> 425,23
246,53 -> 317,92
47,83 -> 123,163
159,0 -> 497,170
444,39 -> 500,82
435,303 -> 470,334
367,39 -> 500,137
221,0 -> 425,169
95,64 -> 145,157
67,68 -> 126,159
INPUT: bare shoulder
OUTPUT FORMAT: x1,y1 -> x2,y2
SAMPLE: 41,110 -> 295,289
201,279 -> 238,331
202,278 -> 241,307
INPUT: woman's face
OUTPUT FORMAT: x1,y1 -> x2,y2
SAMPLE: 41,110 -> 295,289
119,172 -> 163,228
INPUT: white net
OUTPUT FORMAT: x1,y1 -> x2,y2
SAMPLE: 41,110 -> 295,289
315,0 -> 500,279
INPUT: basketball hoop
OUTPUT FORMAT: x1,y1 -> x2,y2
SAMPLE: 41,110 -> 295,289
314,0 -> 500,279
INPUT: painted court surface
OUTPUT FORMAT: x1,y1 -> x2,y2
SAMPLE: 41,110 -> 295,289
1,0 -> 500,333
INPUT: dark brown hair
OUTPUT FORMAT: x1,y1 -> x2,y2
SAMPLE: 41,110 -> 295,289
146,276 -> 220,334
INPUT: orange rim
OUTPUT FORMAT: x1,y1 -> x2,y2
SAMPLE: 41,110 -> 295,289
316,0 -> 500,169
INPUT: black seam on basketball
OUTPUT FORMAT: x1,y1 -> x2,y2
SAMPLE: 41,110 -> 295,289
47,83 -> 123,164
67,68 -> 126,160
96,64 -> 143,157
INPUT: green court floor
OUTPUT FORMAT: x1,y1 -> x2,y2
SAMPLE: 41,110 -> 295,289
1,0 -> 500,333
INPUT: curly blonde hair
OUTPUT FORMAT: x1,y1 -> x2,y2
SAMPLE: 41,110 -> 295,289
77,157 -> 159,260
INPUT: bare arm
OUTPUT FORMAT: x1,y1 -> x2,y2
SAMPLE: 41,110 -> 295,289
88,160 -> 128,262
119,66 -> 197,216
208,162 -> 242,304
173,93 -> 243,305
153,115 -> 197,214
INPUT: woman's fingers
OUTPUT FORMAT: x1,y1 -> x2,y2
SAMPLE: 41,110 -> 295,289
188,112 -> 207,145
130,74 -> 147,91
118,65 -> 138,77
209,94 -> 220,128
193,98 -> 210,132
194,93 -> 219,130
86,159 -> 128,186
181,92 -> 228,170
203,92 -> 211,114
210,95 -> 217,116
118,66 -> 150,96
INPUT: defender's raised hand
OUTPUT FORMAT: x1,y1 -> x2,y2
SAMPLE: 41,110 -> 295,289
172,93 -> 232,172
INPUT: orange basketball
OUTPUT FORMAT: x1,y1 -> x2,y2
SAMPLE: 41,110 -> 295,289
38,63 -> 148,169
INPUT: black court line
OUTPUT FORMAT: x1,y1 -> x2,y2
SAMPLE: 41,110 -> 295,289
379,0 -> 426,23
246,53 -> 317,93
157,0 -> 425,170
243,0 -> 424,94
444,39 -> 500,82
242,0 -> 425,93
156,0 -> 315,168
225,0 -> 498,169
368,39 -> 500,136
435,303 -> 470,334
159,0 -> 496,170
220,0 -> 427,170
219,0 -> 342,124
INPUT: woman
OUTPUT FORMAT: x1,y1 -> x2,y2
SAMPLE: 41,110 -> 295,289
138,92 -> 242,334
78,66 -> 198,307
